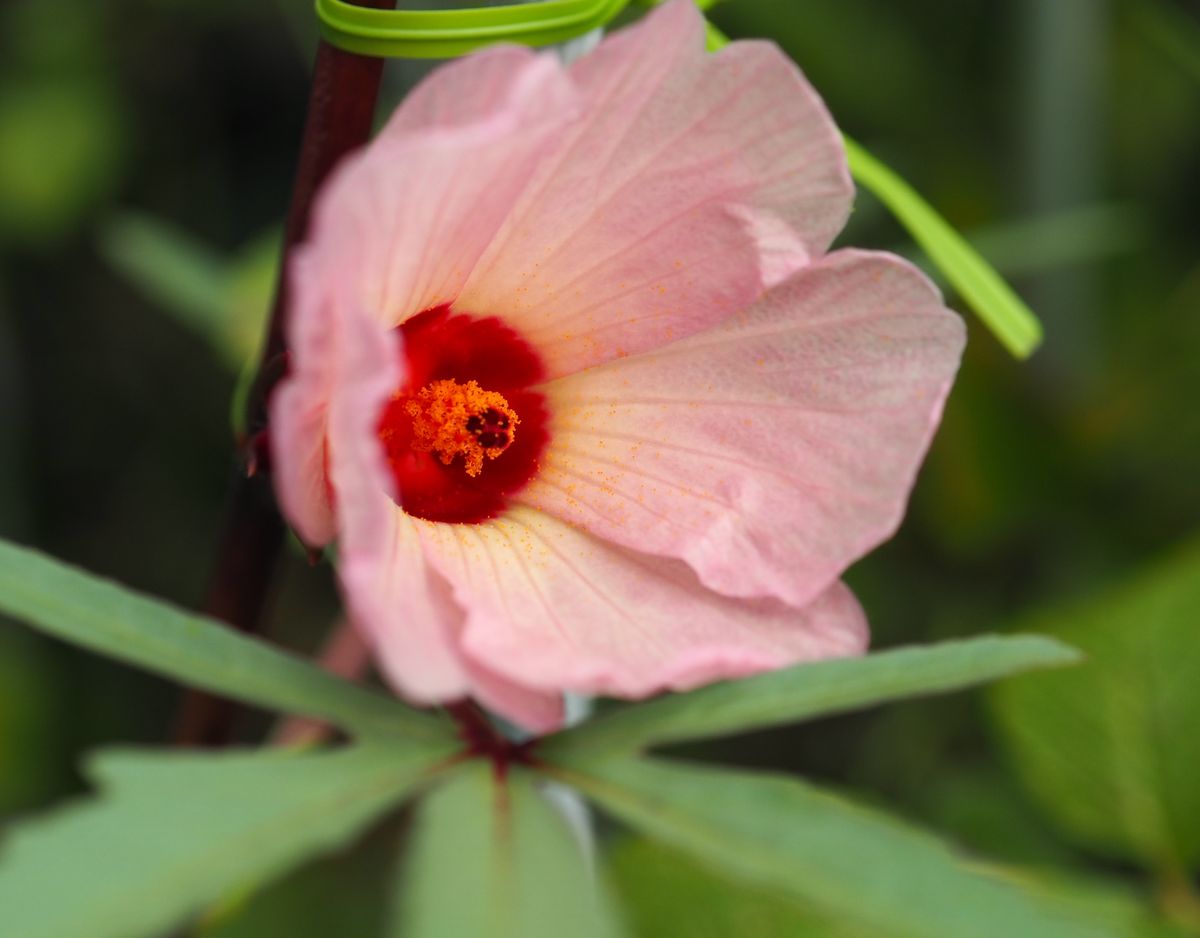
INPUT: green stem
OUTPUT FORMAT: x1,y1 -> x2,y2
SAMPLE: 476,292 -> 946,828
843,136 -> 1043,358
707,17 -> 1042,359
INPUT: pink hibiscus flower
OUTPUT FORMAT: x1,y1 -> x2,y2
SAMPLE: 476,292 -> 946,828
269,0 -> 965,732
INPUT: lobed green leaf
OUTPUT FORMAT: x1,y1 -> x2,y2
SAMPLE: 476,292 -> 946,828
542,635 -> 1080,759
554,757 -> 1137,938
0,743 -> 454,938
608,836 -> 1176,938
397,761 -> 625,938
0,537 -> 450,741
610,836 -> 865,938
990,536 -> 1200,871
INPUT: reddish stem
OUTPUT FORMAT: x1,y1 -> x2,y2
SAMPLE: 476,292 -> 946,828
445,700 -> 504,753
445,700 -> 536,779
175,6 -> 395,746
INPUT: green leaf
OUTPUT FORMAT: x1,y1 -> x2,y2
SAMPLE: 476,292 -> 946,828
196,815 -> 401,938
0,537 -> 449,741
0,743 -> 454,938
398,761 -> 625,938
610,837 -> 1181,938
0,628 -> 59,815
843,136 -> 1043,358
990,537 -> 1200,871
610,836 -> 865,938
99,212 -> 229,335
99,213 -> 277,370
543,635 -> 1079,758
555,757 -> 1138,938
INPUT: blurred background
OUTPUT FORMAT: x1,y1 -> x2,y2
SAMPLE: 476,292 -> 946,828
0,0 -> 1198,934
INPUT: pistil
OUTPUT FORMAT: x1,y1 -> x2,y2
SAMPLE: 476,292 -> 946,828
403,379 -> 520,477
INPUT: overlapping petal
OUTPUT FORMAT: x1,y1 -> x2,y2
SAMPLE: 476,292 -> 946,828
413,506 -> 868,699
521,251 -> 965,607
328,293 -> 569,727
270,0 -> 963,731
269,256 -> 340,545
271,47 -> 578,545
315,47 -> 578,325
456,0 -> 852,378
326,302 -> 471,701
325,291 -> 873,714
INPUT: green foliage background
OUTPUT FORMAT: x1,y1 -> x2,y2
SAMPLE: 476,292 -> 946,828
0,0 -> 1198,933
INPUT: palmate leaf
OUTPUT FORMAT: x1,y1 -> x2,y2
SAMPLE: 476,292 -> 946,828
0,743 -> 455,938
397,762 -> 625,938
0,537 -> 449,741
990,536 -> 1200,871
196,812 -> 400,938
552,757 -> 1136,938
609,837 -> 1175,938
610,836 -> 866,938
542,635 -> 1079,758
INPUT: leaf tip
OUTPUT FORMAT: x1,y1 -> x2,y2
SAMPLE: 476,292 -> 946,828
1013,634 -> 1084,668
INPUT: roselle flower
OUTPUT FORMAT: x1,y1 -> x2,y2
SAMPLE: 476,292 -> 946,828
269,0 -> 965,731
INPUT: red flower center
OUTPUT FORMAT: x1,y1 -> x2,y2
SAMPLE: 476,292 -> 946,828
376,305 -> 549,524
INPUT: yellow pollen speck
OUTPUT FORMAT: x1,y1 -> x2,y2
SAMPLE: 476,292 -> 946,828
404,379 -> 519,477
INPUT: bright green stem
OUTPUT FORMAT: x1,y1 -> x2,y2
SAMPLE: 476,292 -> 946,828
843,137 -> 1043,358
704,19 -> 1042,358
311,3 -> 1043,358
315,0 -> 635,58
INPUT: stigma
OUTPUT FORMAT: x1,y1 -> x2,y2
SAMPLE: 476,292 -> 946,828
404,379 -> 520,477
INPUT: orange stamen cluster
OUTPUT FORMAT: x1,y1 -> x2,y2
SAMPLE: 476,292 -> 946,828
404,379 -> 519,477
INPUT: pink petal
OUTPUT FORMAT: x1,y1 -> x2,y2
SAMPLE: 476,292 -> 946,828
309,50 -> 577,327
270,47 -> 577,545
380,45 -> 572,134
324,303 -> 565,730
456,0 -> 852,379
326,304 -> 472,702
520,250 -> 966,608
414,507 -> 868,700
268,252 -> 339,546
337,503 -> 474,703
462,658 -> 565,735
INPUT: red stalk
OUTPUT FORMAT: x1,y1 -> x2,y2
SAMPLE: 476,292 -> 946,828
444,701 -> 536,779
175,3 -> 395,746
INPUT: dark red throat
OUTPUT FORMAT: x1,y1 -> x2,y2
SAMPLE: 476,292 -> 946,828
376,305 -> 549,524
